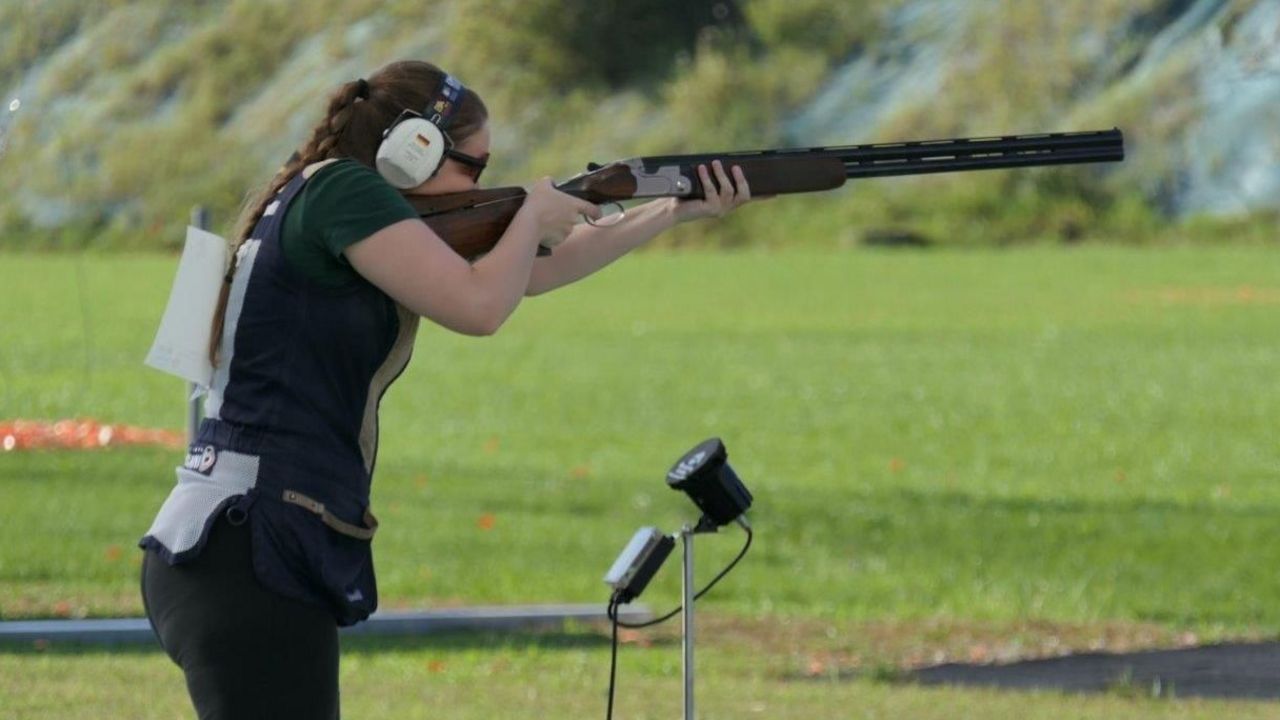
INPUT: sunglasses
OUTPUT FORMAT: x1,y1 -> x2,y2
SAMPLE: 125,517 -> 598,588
443,148 -> 488,182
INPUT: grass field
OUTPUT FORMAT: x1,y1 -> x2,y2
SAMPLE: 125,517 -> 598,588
2,245 -> 1279,717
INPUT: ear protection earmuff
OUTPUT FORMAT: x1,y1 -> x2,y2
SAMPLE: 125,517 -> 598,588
375,74 -> 466,189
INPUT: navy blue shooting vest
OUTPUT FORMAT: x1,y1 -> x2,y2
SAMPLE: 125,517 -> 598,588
140,166 -> 419,626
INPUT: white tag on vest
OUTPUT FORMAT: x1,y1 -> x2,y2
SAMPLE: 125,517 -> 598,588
144,226 -> 229,387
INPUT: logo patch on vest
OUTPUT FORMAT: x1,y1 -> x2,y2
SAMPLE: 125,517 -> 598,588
183,444 -> 218,475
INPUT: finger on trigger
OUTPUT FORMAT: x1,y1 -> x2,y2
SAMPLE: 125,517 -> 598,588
581,201 -> 603,220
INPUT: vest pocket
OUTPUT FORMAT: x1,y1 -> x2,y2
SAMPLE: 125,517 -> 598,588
248,490 -> 378,626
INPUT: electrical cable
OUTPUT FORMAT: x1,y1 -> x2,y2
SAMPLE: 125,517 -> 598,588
603,524 -> 753,719
606,598 -> 620,720
609,525 -> 753,629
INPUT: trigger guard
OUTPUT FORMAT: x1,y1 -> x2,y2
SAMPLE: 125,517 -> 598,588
585,203 -> 626,227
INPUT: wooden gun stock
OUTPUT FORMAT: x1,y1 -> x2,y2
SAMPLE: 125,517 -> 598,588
407,187 -> 527,260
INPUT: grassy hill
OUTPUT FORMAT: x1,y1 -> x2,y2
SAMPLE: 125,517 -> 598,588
1,0 -> 1276,249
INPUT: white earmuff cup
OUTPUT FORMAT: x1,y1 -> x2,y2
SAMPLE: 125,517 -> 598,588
374,117 -> 448,189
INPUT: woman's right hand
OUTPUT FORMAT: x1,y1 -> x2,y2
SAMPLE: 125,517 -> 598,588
518,177 -> 602,247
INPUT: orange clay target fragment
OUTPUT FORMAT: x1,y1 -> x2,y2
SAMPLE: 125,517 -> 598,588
0,418 -> 185,451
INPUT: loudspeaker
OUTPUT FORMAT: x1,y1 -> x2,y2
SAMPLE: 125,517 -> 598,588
666,437 -> 753,528
374,74 -> 466,189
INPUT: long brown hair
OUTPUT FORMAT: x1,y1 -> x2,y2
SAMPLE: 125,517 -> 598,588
208,60 -> 489,365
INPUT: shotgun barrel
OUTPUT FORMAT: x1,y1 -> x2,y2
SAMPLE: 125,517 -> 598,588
633,129 -> 1123,178
837,128 -> 1124,178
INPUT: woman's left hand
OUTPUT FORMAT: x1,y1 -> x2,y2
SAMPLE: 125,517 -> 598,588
672,160 -> 760,224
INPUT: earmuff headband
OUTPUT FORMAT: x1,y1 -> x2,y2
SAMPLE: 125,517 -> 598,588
426,74 -> 465,131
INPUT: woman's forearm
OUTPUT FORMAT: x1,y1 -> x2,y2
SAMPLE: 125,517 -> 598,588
346,211 -> 544,337
525,198 -> 679,295
465,210 -> 545,332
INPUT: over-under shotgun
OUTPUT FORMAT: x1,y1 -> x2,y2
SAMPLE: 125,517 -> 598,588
408,128 -> 1124,258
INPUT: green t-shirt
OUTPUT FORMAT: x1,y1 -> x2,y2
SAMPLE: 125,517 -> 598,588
281,159 -> 419,287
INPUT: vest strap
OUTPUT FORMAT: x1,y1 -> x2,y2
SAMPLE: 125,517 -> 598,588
282,489 -> 378,541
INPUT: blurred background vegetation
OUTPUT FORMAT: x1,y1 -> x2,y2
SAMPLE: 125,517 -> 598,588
0,0 -> 1276,251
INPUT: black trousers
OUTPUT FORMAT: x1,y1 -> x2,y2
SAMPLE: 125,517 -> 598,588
141,511 -> 340,719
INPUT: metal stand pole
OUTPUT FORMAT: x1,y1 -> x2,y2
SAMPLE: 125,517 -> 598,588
681,525 -> 695,720
187,205 -> 209,443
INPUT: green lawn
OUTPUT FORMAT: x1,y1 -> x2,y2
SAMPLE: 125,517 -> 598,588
6,628 -> 1280,719
1,245 -> 1278,717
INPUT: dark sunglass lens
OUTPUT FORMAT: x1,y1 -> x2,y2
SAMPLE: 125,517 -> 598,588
446,150 -> 487,180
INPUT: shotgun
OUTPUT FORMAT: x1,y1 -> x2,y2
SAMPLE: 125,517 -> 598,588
408,128 -> 1124,258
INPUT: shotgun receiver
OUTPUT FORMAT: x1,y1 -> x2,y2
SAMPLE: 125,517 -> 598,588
408,128 -> 1124,258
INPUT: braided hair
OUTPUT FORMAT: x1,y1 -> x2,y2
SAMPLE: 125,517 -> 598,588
209,61 -> 488,365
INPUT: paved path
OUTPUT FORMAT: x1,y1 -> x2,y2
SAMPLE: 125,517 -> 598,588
911,642 -> 1280,700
